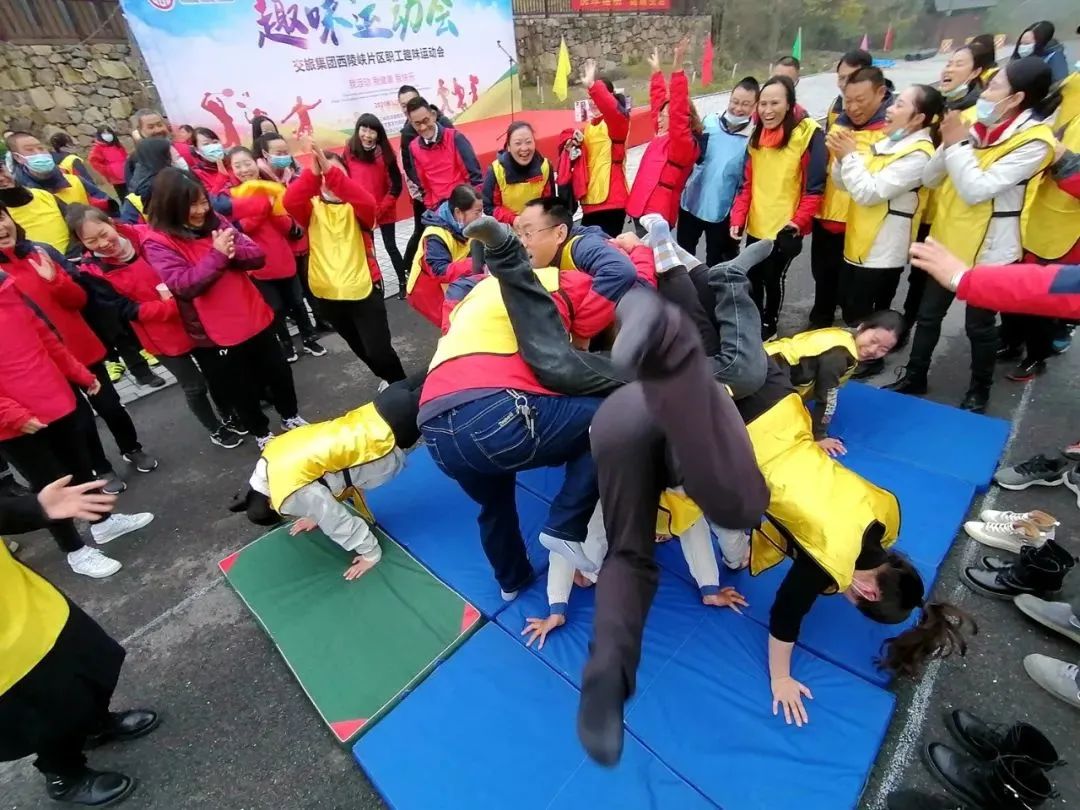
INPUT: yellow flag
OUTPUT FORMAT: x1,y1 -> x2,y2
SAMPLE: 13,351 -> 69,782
552,37 -> 571,102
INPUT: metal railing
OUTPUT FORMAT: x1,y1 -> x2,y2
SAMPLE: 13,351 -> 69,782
0,0 -> 126,44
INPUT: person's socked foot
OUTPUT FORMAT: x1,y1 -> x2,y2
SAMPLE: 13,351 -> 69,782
709,238 -> 773,285
463,215 -> 515,251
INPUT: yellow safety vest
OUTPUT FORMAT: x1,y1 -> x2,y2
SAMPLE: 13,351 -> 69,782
53,174 -> 91,207
765,327 -> 859,398
819,126 -> 889,224
656,489 -> 703,538
1022,116 -> 1080,261
125,192 -> 145,217
1056,73 -> 1080,130
491,158 -> 551,215
308,198 -> 372,301
8,188 -> 70,253
556,235 -> 585,272
843,139 -> 936,265
582,121 -> 614,206
229,179 -> 288,216
0,541 -> 70,695
980,66 -> 999,85
58,153 -> 84,176
747,117 -> 820,240
930,124 -> 1056,265
923,106 -> 978,226
407,225 -> 471,294
260,402 -> 397,513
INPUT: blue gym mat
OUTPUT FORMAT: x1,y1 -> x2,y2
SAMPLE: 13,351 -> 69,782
353,623 -> 716,810
828,383 -> 1010,490
625,609 -> 896,810
517,465 -> 566,504
366,448 -> 551,618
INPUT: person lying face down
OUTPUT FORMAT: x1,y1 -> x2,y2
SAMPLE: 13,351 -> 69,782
229,374 -> 424,579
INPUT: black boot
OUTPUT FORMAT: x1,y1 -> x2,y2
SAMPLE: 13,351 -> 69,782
577,666 -> 629,767
886,789 -> 963,810
962,554 -> 1066,600
960,385 -> 990,414
85,710 -> 160,749
45,768 -> 136,807
884,370 -> 928,395
945,710 -> 1063,769
924,745 -> 1056,809
981,538 -> 1077,573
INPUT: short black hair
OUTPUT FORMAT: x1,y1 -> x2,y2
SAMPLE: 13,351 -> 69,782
398,84 -> 419,98
193,126 -> 220,144
858,309 -> 904,337
255,131 -> 287,156
846,66 -> 887,90
64,202 -> 111,239
49,132 -> 74,152
734,76 -> 761,96
523,197 -> 573,230
405,96 -> 433,117
448,184 -> 480,213
775,56 -> 800,71
838,49 -> 873,70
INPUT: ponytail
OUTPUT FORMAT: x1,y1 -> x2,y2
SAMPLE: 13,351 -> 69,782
877,601 -> 978,677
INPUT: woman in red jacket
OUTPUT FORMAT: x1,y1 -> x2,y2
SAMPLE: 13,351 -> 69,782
575,59 -> 632,237
284,142 -> 406,385
87,127 -> 129,199
225,147 -> 324,362
345,114 -> 406,293
67,204 -> 245,450
189,128 -> 231,196
142,168 -> 306,448
626,40 -> 701,229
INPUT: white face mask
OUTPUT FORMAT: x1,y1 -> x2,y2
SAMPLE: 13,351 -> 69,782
943,83 -> 969,101
723,111 -> 751,128
1017,44 -> 1035,58
101,132 -> 115,143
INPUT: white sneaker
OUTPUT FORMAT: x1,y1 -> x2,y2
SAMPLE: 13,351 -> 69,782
963,518 -> 1045,554
256,433 -> 275,450
67,546 -> 122,578
91,512 -> 154,545
282,416 -> 309,431
1023,654 -> 1080,710
979,509 -> 1058,539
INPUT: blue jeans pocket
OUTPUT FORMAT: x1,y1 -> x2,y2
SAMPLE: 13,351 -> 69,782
469,403 -> 537,471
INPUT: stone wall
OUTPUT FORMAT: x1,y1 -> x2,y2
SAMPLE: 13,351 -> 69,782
514,14 -> 712,83
0,41 -> 160,147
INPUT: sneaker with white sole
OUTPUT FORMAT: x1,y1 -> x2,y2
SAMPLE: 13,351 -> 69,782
978,509 -> 1058,539
99,470 -> 127,495
1064,465 -> 1080,509
256,433 -> 275,450
209,426 -> 243,449
963,518 -> 1045,553
281,416 -> 309,431
122,450 -> 159,473
68,546 -> 122,578
302,337 -> 326,357
994,454 -> 1069,490
1014,595 -> 1080,646
1023,654 -> 1080,710
91,512 -> 154,545
224,415 -> 249,436
500,589 -> 518,602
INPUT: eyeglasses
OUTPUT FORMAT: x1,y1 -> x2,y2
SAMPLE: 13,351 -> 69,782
518,225 -> 558,242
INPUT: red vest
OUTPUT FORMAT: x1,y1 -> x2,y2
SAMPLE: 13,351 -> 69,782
410,128 -> 470,209
625,133 -> 698,225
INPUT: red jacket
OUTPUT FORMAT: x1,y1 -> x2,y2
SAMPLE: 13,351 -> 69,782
87,141 -> 129,186
142,227 -> 272,348
79,225 -> 194,357
626,71 -> 699,225
959,263 -> 1080,320
229,193 -> 297,281
0,276 -> 95,440
581,81 -> 631,215
1,246 -> 106,366
344,147 -> 402,225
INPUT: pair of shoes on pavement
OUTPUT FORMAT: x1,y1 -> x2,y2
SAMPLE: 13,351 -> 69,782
962,536 -> 1075,600
1013,593 -> 1080,712
67,513 -> 155,578
281,338 -> 328,364
97,451 -> 159,495
253,415 -> 311,451
44,710 -> 160,806
993,453 -> 1080,507
920,709 -> 1061,809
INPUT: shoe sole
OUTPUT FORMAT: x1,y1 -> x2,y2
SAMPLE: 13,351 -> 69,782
1063,475 -> 1080,510
539,534 -> 599,574
72,560 -> 122,578
210,437 -> 243,449
1023,658 -> 1080,711
994,475 -> 1065,491
1014,598 -> 1080,646
285,356 -> 299,364
93,515 -> 155,545
302,347 -> 327,357
921,744 -> 983,809
101,484 -> 128,495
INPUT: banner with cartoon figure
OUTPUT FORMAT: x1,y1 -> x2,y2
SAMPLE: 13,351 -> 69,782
120,0 -> 520,147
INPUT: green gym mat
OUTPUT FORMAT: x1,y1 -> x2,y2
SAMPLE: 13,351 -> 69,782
219,523 -> 482,743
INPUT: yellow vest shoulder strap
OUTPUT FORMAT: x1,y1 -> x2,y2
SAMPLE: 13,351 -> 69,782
765,327 -> 858,367
557,235 -> 582,272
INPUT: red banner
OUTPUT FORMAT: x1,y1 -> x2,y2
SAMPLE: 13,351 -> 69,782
571,0 -> 671,12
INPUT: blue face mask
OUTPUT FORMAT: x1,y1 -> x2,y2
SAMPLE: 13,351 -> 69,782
888,128 -> 907,142
723,111 -> 751,129
975,97 -> 1000,125
199,143 -> 225,162
269,155 -> 293,170
1016,44 -> 1035,58
24,153 -> 56,174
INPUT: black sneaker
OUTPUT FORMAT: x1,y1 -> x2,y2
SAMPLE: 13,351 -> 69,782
133,371 -> 166,389
122,450 -> 158,473
301,337 -> 327,357
1006,358 -> 1046,382
282,344 -> 299,363
960,386 -> 990,413
210,426 -> 244,449
224,415 -> 249,436
99,470 -> 127,495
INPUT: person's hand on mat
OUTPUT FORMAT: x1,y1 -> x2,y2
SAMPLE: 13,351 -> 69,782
817,437 -> 846,457
701,587 -> 748,613
522,614 -> 566,650
38,475 -> 116,521
289,517 -> 318,535
344,554 -> 379,580
86,379 -> 101,396
573,570 -> 595,589
20,416 -> 46,434
910,239 -> 970,291
771,676 -> 813,727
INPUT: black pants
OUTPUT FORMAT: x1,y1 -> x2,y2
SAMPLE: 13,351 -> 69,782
255,276 -> 316,347
156,353 -> 226,433
106,325 -> 152,379
841,264 -> 904,326
808,221 -> 846,328
192,326 -> 298,437
294,254 -> 325,328
907,277 -> 998,389
401,198 -> 426,278
318,292 -> 406,383
580,208 -> 627,238
86,362 -> 141,457
901,223 -> 932,329
676,209 -> 738,267
0,600 -> 125,777
1000,313 -> 1056,364
379,222 -> 407,286
746,235 -> 801,334
0,407 -> 95,552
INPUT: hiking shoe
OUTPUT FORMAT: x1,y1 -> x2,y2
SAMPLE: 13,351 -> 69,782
224,415 -> 249,436
282,344 -> 299,363
67,546 -> 122,578
979,509 -> 1058,539
1063,464 -> 1080,508
105,360 -> 125,382
1014,595 -> 1080,645
1007,358 -> 1046,382
1023,654 -> 1080,710
282,415 -> 308,431
963,518 -> 1047,554
139,350 -> 160,367
122,450 -> 158,473
301,337 -> 326,357
994,454 -> 1068,490
91,512 -> 154,545
256,433 -> 275,450
99,470 -> 127,495
209,426 -> 243,449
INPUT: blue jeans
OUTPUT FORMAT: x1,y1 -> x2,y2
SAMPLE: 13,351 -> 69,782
422,390 -> 603,592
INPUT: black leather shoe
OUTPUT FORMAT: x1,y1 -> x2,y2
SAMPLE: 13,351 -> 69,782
85,710 -> 160,749
982,539 -> 1077,573
924,744 -> 1056,809
45,768 -> 136,807
886,789 -> 963,810
960,386 -> 990,413
962,555 -> 1065,600
945,710 -> 1063,769
577,668 -> 628,767
884,374 -> 928,395
852,358 -> 885,379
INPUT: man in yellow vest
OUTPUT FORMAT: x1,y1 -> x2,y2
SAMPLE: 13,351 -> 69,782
1,477 -> 159,806
5,132 -> 114,215
0,162 -> 72,255
230,374 -> 424,579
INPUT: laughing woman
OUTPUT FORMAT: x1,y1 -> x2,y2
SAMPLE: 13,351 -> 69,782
482,121 -> 555,226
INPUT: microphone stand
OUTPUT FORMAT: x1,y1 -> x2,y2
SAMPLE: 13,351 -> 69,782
496,39 -> 517,122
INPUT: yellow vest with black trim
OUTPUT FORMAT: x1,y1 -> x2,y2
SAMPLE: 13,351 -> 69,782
407,225 -> 471,294
1056,73 -> 1080,130
656,489 -> 703,537
260,402 -> 397,512
125,193 -> 145,218
747,117 -> 820,240
930,124 -> 1056,265
843,139 -> 936,265
765,327 -> 859,399
923,106 -> 978,226
1022,116 -> 1080,261
556,235 -> 585,272
0,541 -> 70,695
58,153 -> 83,176
582,121 -> 614,206
52,174 -> 91,207
308,198 -> 372,301
8,188 -> 70,253
492,158 -> 552,215
819,126 -> 889,224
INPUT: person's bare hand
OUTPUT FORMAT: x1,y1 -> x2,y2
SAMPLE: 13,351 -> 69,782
289,516 -> 318,535
772,676 -> 813,727
701,586 -> 748,613
673,36 -> 691,69
939,110 -> 969,147
28,248 -> 57,281
817,437 -> 847,457
647,47 -> 661,73
211,228 -> 236,258
613,231 -> 643,252
344,554 -> 379,580
86,379 -> 101,396
909,238 -> 970,290
581,58 -> 597,89
37,475 -> 117,521
730,224 -> 744,241
21,417 -> 46,434
826,128 -> 857,159
521,614 -> 566,650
